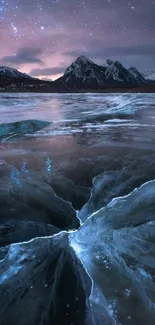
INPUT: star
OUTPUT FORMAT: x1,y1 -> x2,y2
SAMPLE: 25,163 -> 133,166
0,0 -> 154,79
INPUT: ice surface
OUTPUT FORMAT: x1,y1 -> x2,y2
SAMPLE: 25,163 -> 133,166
0,119 -> 51,141
0,93 -> 155,324
70,179 -> 155,325
0,232 -> 92,325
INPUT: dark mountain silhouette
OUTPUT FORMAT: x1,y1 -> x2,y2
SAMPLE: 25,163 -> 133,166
0,56 -> 154,92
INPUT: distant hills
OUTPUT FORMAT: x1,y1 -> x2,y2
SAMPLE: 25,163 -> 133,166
0,56 -> 155,92
0,66 -> 33,79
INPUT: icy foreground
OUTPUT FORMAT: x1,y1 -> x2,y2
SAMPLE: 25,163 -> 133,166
1,92 -> 155,324
0,233 -> 92,325
70,179 -> 155,325
0,119 -> 51,141
0,167 -> 155,324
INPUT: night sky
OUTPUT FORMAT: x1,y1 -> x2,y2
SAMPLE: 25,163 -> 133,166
0,0 -> 155,80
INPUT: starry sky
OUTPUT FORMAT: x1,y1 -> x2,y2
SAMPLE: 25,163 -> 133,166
0,0 -> 155,80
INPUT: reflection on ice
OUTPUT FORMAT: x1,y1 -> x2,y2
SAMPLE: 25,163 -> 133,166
45,157 -> 52,174
21,158 -> 28,173
1,93 -> 155,126
10,168 -> 22,187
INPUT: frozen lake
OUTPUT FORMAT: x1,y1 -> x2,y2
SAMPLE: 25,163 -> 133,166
0,93 -> 155,164
0,92 -> 155,325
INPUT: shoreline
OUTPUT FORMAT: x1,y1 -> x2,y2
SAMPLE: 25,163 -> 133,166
0,84 -> 155,94
0,89 -> 155,94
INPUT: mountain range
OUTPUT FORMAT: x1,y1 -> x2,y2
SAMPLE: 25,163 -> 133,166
0,56 -> 154,92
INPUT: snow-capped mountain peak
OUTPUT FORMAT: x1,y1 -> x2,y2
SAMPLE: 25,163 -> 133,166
143,70 -> 155,81
0,66 -> 33,79
75,55 -> 94,65
105,60 -> 139,84
63,56 -> 106,86
64,56 -> 96,77
105,60 -> 123,81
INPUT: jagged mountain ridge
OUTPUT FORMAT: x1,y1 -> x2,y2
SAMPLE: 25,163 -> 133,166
0,55 -> 150,91
128,66 -> 146,83
60,56 -> 107,88
55,56 -> 147,89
